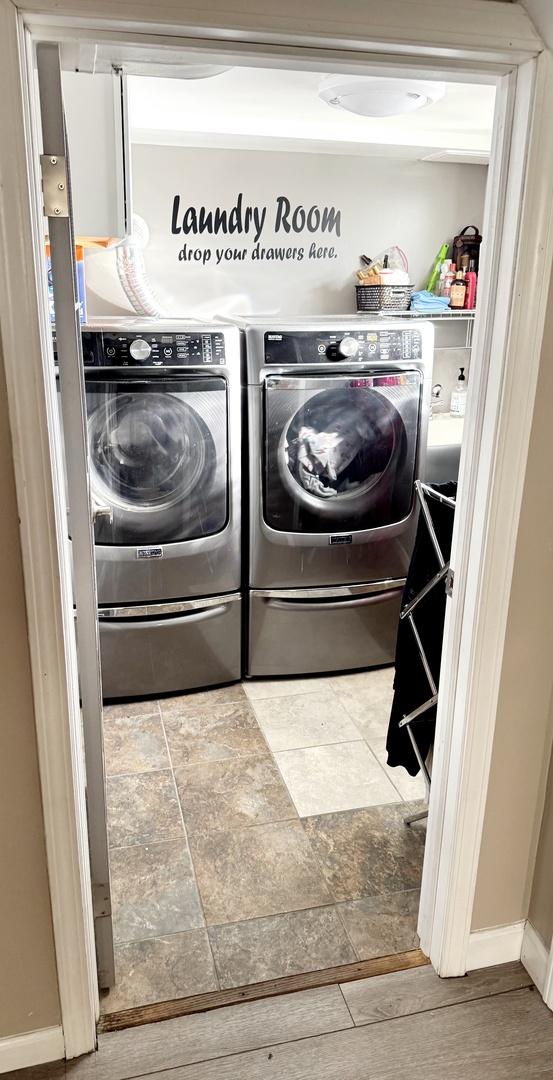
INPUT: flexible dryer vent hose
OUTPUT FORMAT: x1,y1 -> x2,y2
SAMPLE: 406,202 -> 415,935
115,214 -> 164,317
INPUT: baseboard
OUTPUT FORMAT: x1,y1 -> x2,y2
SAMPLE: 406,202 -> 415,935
0,1026 -> 64,1074
521,921 -> 549,995
467,921 -> 525,971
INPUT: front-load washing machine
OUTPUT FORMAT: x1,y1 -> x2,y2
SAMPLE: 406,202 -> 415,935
243,317 -> 433,677
67,319 -> 242,699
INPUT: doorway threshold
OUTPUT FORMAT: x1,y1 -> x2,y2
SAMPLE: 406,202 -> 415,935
99,947 -> 429,1032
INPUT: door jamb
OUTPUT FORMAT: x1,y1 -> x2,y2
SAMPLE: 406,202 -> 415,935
2,1 -> 553,1057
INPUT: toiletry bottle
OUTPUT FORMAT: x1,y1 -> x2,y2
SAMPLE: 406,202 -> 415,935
450,270 -> 467,309
464,258 -> 478,309
442,262 -> 456,300
451,367 -> 467,417
438,260 -> 451,296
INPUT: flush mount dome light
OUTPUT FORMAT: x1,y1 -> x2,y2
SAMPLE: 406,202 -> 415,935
318,76 -> 446,117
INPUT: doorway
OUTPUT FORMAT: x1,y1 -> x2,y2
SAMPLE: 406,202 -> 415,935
57,59 -> 491,1019
3,4 -> 548,1054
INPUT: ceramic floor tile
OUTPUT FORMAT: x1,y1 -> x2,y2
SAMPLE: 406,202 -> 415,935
174,755 -> 297,833
369,737 -> 427,801
102,930 -> 218,1013
189,820 -> 331,925
103,714 -> 170,776
106,771 -> 184,849
337,889 -> 420,961
252,691 -> 361,752
209,906 -> 356,989
329,667 -> 395,741
303,803 -> 425,902
163,700 -> 267,767
243,677 -> 332,701
274,741 -> 400,817
110,839 -> 204,943
160,684 -> 247,716
103,699 -> 160,721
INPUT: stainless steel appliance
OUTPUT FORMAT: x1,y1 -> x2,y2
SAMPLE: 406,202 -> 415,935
73,320 -> 241,698
243,317 -> 433,677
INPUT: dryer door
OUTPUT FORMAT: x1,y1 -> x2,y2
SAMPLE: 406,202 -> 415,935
264,370 -> 422,534
85,372 -> 228,544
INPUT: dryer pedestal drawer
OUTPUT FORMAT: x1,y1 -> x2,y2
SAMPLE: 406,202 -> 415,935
99,593 -> 241,699
247,585 -> 401,677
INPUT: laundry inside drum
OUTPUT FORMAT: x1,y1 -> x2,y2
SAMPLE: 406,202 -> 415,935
284,389 -> 398,500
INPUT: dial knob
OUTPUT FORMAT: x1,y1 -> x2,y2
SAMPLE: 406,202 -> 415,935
129,338 -> 152,362
338,336 -> 359,359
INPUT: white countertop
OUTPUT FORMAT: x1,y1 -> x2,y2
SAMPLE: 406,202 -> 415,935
428,414 -> 464,447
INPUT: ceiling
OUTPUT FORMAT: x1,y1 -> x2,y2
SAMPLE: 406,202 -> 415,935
128,67 -> 496,160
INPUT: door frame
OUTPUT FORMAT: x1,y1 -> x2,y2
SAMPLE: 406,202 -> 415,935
1,0 -> 553,1059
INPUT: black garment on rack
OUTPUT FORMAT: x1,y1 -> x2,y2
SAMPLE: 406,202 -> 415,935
386,482 -> 457,776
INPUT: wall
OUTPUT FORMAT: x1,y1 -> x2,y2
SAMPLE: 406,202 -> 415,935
529,727 -> 553,946
472,270 -> 553,931
84,143 -> 488,319
521,1 -> 553,49
0,335 -> 61,1036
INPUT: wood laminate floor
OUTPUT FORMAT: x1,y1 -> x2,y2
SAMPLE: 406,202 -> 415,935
101,669 -> 427,1015
7,962 -> 551,1080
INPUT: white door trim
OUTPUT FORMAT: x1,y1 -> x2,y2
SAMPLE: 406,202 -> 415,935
1,0 -> 551,1058
0,2 -> 98,1060
420,49 -> 553,974
522,922 -> 550,997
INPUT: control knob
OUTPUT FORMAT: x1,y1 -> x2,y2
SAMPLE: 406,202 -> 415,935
338,336 -> 359,359
129,338 -> 152,362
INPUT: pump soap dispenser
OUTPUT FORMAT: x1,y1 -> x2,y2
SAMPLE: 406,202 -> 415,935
450,367 -> 467,418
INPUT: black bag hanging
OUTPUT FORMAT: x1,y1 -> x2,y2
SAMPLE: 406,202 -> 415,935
452,225 -> 483,272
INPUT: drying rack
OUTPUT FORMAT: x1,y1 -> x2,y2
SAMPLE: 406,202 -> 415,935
399,479 -> 457,827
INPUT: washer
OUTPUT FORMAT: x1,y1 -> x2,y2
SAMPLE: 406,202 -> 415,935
243,317 -> 433,677
70,319 -> 241,699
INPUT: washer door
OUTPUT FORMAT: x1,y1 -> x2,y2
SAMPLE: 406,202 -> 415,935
86,373 -> 228,544
264,371 -> 422,534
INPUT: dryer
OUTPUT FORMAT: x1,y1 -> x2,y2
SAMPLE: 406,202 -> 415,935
71,320 -> 241,699
243,317 -> 433,677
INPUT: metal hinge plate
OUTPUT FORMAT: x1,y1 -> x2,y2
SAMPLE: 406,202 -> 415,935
445,567 -> 455,598
92,882 -> 111,919
40,154 -> 69,218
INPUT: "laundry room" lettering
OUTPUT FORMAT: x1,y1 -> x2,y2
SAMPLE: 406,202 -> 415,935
274,197 -> 341,237
171,193 -> 267,243
170,194 -> 343,243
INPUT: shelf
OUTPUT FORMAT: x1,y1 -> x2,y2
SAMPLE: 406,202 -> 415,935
366,308 -> 475,348
373,310 -> 476,320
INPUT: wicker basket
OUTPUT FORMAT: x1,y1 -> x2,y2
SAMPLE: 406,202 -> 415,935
356,284 -> 413,313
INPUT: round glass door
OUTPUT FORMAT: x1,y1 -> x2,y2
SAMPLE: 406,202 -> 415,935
264,372 -> 422,534
90,392 -> 215,512
86,375 -> 228,544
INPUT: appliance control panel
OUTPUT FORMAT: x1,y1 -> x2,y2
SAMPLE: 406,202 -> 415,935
73,331 -> 227,367
264,328 -> 422,364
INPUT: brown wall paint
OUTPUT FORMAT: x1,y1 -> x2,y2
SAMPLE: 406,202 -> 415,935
472,275 -> 553,930
0,335 -> 60,1035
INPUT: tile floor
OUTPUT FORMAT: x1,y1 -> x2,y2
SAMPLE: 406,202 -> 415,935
101,668 -> 427,1013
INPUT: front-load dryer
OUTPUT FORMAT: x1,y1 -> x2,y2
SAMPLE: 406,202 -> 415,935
67,320 -> 242,699
242,317 -> 433,677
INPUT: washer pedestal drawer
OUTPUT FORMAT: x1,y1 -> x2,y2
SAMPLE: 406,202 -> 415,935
247,585 -> 401,678
99,593 -> 241,700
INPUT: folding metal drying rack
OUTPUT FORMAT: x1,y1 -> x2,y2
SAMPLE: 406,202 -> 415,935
399,480 -> 457,827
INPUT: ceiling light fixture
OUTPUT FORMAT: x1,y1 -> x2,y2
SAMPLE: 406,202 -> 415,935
319,77 -> 446,118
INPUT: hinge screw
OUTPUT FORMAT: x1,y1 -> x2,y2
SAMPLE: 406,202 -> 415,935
54,207 -> 61,215
50,156 -> 57,165
57,182 -> 65,191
